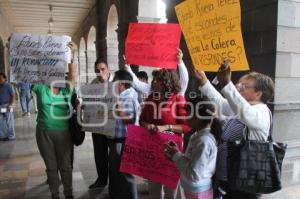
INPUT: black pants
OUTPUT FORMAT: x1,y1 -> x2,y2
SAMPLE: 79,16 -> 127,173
92,133 -> 109,185
224,189 -> 261,199
108,139 -> 138,199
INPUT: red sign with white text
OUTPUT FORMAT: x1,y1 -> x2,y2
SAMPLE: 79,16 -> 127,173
125,23 -> 181,69
120,125 -> 183,189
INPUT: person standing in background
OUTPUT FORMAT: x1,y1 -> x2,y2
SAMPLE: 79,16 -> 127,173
17,82 -> 32,116
89,59 -> 114,189
0,72 -> 16,141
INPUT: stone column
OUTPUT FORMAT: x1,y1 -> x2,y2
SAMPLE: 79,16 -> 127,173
107,35 -> 119,74
4,40 -> 10,80
78,51 -> 87,84
273,0 -> 300,186
107,5 -> 119,73
86,49 -> 97,83
135,0 -> 168,81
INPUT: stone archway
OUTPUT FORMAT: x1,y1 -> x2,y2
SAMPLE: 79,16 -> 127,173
0,37 -> 4,73
87,26 -> 97,82
79,37 -> 87,84
106,4 -> 119,73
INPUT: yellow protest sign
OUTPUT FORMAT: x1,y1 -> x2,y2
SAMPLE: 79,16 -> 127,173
175,0 -> 249,71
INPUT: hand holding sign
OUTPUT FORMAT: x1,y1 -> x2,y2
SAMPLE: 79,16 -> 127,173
217,60 -> 232,89
164,141 -> 179,159
67,41 -> 78,60
194,68 -> 209,86
177,48 -> 183,63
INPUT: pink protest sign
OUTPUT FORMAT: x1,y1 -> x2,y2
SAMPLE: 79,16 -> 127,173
125,23 -> 181,69
120,124 -> 183,189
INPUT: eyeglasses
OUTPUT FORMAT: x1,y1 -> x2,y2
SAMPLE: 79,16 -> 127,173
235,83 -> 255,91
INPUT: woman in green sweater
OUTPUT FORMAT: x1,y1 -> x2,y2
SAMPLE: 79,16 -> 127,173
32,42 -> 77,199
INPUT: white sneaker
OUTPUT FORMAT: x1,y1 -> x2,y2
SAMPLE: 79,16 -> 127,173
26,112 -> 31,116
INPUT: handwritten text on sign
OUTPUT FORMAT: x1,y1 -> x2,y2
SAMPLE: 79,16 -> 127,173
175,0 -> 249,71
120,125 -> 183,189
80,83 -> 117,136
10,33 -> 71,84
125,23 -> 181,69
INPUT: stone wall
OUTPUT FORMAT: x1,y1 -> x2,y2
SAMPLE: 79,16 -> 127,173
274,0 -> 300,186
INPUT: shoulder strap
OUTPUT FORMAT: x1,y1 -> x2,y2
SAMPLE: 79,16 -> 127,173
63,93 -> 72,114
267,109 -> 273,141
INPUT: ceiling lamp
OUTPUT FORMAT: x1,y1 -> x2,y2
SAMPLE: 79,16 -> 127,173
48,5 -> 54,34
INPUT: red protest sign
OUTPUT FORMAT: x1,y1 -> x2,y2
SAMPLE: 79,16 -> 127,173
125,23 -> 181,69
120,125 -> 183,189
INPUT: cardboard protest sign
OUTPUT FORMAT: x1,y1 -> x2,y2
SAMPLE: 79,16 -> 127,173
125,23 -> 181,69
9,33 -> 71,85
79,83 -> 117,136
120,125 -> 182,189
175,0 -> 249,71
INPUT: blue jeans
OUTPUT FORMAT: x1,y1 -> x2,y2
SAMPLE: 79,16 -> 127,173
0,107 -> 15,139
20,90 -> 31,113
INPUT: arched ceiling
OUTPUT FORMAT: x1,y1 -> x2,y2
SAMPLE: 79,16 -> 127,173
0,0 -> 95,36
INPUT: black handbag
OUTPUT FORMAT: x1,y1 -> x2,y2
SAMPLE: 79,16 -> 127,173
65,92 -> 85,146
227,126 -> 287,194
69,112 -> 85,146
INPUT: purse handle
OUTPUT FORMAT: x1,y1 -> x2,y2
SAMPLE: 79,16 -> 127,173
267,109 -> 273,142
245,108 -> 273,142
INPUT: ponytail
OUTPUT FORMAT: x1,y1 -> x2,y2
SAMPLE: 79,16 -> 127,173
211,118 -> 223,145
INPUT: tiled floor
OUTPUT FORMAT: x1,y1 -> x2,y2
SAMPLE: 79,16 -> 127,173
0,115 -> 148,199
1,112 -> 300,199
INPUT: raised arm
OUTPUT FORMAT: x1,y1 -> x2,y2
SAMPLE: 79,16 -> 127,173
221,82 -> 270,131
194,69 -> 234,118
217,66 -> 270,131
67,42 -> 77,88
124,64 -> 151,95
177,49 -> 189,96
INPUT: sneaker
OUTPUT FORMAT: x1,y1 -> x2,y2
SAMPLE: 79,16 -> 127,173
22,112 -> 27,116
89,180 -> 106,189
26,112 -> 31,116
